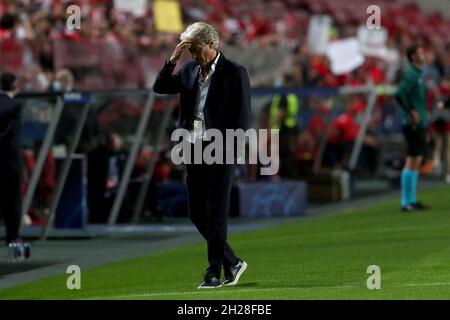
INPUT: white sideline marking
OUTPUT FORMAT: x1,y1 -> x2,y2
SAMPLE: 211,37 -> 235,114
85,282 -> 450,300
232,225 -> 448,245
389,282 -> 450,288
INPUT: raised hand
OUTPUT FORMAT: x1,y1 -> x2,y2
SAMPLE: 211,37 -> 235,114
169,40 -> 193,64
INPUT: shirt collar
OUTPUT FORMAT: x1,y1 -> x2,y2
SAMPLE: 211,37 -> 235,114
200,52 -> 220,74
0,91 -> 13,98
210,51 -> 220,72
198,52 -> 220,83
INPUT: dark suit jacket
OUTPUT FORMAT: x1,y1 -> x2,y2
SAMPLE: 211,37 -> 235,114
153,52 -> 251,134
0,93 -> 23,175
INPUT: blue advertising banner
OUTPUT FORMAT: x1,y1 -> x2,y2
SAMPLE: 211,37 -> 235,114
55,155 -> 88,229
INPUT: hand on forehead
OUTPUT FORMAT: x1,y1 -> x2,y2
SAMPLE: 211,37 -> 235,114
184,38 -> 204,47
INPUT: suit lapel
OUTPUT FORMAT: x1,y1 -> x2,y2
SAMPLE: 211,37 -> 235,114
189,64 -> 200,90
185,64 -> 200,126
204,52 -> 225,115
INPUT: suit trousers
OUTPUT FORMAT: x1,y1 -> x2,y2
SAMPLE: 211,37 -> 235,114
0,171 -> 21,244
185,139 -> 238,276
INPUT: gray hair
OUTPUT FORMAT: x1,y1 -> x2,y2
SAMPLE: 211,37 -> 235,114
180,22 -> 220,49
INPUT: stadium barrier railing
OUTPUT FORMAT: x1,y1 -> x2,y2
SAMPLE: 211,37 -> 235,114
12,90 -> 175,240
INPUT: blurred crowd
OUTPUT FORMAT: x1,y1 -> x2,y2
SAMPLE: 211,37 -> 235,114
1,0 -> 450,90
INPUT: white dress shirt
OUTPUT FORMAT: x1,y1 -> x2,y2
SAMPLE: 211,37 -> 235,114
189,52 -> 221,143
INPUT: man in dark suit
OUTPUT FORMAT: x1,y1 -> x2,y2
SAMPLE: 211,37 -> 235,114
0,72 -> 23,246
153,22 -> 251,288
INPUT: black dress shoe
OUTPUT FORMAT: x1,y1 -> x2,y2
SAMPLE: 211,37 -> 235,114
401,204 -> 416,212
222,260 -> 247,286
197,273 -> 222,289
411,202 -> 428,210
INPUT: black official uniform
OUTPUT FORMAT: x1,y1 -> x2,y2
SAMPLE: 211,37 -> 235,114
0,92 -> 23,244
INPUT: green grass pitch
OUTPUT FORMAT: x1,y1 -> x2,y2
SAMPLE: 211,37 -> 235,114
1,185 -> 450,300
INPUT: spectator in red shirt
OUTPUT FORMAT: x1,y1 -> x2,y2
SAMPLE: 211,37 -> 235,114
322,98 -> 376,171
0,13 -> 24,71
